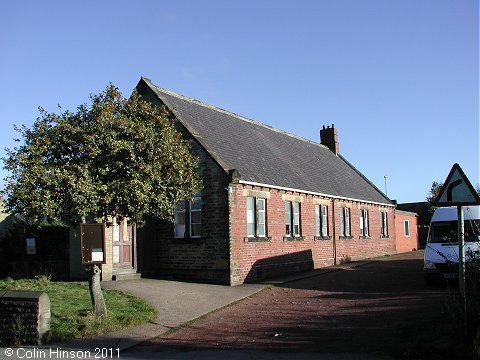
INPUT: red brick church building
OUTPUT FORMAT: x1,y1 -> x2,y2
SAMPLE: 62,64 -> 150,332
135,77 -> 408,286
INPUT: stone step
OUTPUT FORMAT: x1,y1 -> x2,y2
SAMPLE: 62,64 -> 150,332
112,272 -> 141,281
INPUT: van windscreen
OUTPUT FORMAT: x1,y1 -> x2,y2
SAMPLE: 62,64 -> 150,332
429,220 -> 480,243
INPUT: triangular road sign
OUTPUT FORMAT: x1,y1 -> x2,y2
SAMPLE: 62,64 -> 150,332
435,163 -> 480,206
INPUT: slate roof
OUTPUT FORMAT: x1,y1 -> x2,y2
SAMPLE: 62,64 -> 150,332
139,77 -> 392,206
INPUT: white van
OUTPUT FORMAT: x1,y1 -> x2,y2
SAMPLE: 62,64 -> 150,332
423,205 -> 480,284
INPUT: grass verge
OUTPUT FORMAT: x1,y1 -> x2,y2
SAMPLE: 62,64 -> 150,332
0,276 -> 157,343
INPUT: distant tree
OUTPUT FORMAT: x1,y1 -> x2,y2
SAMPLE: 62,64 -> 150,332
426,181 -> 444,205
415,181 -> 444,229
2,84 -> 201,318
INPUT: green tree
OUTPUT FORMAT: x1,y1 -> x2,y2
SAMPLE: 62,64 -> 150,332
423,181 -> 444,225
2,84 -> 201,318
2,84 -> 200,225
426,181 -> 443,205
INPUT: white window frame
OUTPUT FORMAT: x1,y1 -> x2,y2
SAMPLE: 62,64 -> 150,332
174,200 -> 186,239
315,204 -> 329,238
247,197 -> 255,237
174,193 -> 202,239
404,220 -> 410,237
257,198 -> 266,237
189,193 -> 202,238
340,207 -> 351,237
247,197 -> 266,238
381,212 -> 389,237
293,202 -> 301,237
285,201 -> 292,236
360,209 -> 369,237
321,205 -> 328,237
286,201 -> 301,238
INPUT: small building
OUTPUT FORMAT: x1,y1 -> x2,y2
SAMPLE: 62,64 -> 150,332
397,202 -> 429,248
135,77 -> 399,285
394,210 -> 419,253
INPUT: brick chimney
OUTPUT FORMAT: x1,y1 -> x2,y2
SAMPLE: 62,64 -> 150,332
320,124 -> 340,155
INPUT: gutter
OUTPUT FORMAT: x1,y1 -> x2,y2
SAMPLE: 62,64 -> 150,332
238,180 -> 395,208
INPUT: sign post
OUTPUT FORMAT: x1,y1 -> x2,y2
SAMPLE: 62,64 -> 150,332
457,206 -> 465,298
79,223 -> 107,319
434,163 -> 480,332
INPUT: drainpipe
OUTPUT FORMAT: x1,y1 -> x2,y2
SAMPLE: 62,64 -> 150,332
332,198 -> 337,265
227,169 -> 240,286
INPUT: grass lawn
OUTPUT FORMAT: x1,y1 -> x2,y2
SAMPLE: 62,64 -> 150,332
0,276 -> 157,343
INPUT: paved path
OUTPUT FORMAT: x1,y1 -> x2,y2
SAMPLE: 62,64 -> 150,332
56,279 -> 265,351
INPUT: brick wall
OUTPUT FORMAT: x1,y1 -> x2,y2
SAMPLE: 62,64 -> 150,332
334,200 -> 396,262
395,210 -> 419,253
145,141 -> 231,284
229,184 -> 396,285
137,87 -> 231,284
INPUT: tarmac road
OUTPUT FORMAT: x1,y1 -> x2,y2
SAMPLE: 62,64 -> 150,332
0,252 -> 457,359
129,251 -> 457,359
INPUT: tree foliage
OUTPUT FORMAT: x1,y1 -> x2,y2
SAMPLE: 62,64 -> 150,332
421,181 -> 444,226
2,84 -> 201,226
425,181 -> 444,204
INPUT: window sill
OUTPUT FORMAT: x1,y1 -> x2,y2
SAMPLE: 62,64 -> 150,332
360,236 -> 371,240
380,235 -> 390,239
172,237 -> 204,244
284,236 -> 304,242
315,236 -> 331,241
339,236 -> 353,240
244,236 -> 270,243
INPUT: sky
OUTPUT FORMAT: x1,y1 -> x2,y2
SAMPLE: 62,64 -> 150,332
0,0 -> 478,203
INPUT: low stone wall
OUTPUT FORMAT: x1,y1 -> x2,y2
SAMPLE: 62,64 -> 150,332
0,291 -> 50,345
